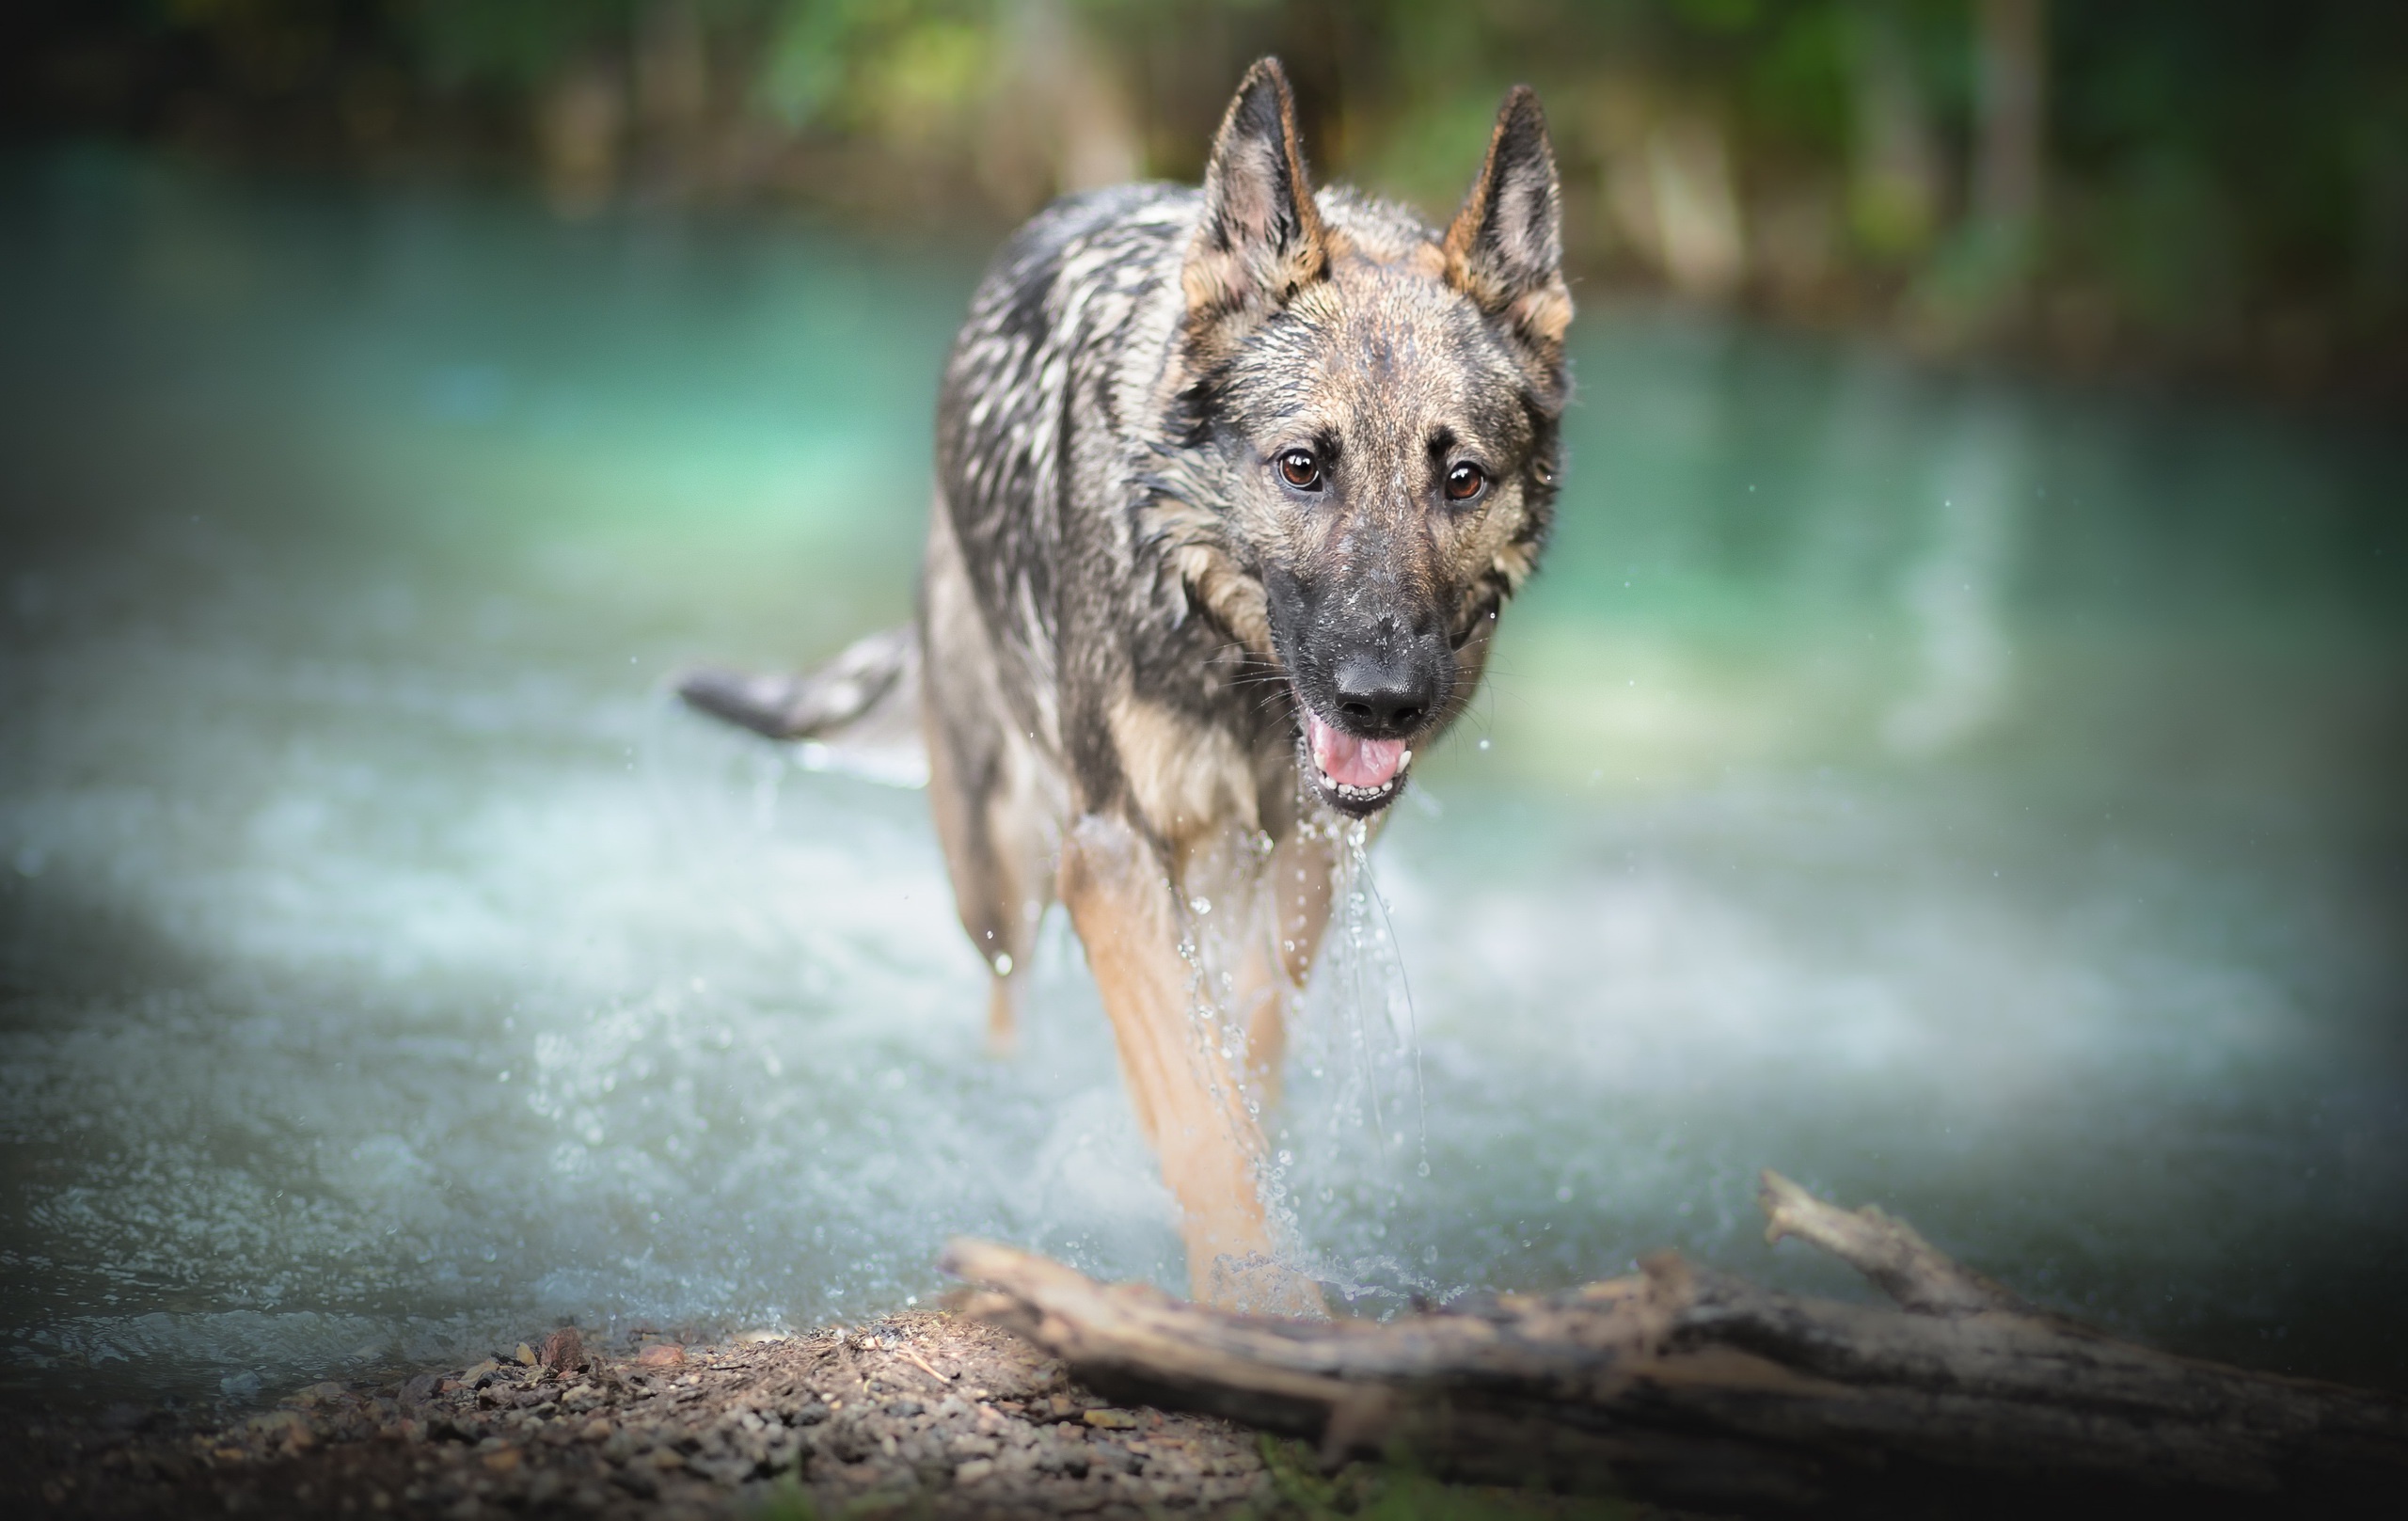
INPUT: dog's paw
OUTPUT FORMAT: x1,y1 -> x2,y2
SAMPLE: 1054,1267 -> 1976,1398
1203,1253 -> 1328,1320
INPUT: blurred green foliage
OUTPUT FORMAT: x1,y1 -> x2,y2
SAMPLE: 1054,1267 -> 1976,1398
7,0 -> 2403,387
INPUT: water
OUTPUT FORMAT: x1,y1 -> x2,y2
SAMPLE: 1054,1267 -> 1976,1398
4,150 -> 2403,1413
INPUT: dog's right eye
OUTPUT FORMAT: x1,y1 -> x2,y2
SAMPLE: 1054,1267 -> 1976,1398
1277,452 -> 1323,491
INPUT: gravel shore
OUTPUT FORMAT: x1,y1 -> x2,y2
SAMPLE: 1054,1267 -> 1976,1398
4,1312 -> 1292,1519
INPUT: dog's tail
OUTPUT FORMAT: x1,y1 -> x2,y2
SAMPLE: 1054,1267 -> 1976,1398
677,626 -> 927,787
678,626 -> 916,739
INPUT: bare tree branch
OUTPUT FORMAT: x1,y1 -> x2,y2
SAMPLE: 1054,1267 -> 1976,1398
945,1174 -> 2408,1514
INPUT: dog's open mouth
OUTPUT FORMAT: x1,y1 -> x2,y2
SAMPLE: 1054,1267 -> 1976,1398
1301,707 -> 1412,812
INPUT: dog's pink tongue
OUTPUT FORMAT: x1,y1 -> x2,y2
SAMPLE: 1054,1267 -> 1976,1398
1307,712 -> 1407,788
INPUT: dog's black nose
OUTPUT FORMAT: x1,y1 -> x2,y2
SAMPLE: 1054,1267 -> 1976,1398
1332,651 -> 1435,737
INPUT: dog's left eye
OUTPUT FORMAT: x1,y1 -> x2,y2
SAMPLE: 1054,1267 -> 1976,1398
1278,452 -> 1323,491
1445,463 -> 1488,501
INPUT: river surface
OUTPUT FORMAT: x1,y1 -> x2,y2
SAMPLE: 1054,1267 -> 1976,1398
4,150 -> 2404,1412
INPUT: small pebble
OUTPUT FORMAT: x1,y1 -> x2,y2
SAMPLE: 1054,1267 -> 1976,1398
540,1327 -> 586,1372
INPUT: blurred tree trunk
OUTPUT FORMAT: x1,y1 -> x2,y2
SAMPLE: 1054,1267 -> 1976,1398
1647,116 -> 1748,299
977,0 -> 1142,216
1972,0 -> 2045,276
634,0 -> 710,195
1846,5 -> 1942,261
539,53 -> 626,220
1909,0 -> 2046,341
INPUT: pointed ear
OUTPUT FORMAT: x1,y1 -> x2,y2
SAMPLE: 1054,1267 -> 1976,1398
1181,58 -> 1328,346
1444,86 -> 1573,366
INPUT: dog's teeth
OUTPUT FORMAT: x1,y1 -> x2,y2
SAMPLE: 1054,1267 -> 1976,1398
1314,765 -> 1399,804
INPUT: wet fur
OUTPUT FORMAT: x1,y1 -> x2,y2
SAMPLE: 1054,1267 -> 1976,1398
916,61 -> 1569,1309
705,61 -> 1572,1309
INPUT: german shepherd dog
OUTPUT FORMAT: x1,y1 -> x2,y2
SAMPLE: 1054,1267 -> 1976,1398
684,59 -> 1569,1311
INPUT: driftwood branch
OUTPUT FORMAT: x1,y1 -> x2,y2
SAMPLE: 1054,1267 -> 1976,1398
944,1171 -> 2406,1515
1754,1168 -> 2030,1317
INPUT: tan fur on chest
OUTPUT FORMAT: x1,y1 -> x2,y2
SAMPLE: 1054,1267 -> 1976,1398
1106,693 -> 1261,846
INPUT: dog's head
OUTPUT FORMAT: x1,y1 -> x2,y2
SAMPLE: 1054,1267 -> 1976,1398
1163,59 -> 1571,817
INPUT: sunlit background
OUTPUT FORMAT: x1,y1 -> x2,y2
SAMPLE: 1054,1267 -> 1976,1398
4,2 -> 2404,1418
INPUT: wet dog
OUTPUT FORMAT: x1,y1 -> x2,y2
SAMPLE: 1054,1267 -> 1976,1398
684,58 -> 1570,1310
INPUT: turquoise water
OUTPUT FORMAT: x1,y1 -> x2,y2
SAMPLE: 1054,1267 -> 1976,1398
3,151 -> 2403,1413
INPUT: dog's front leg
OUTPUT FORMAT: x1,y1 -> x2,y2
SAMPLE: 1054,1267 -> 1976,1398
1057,812 -> 1324,1315
1222,825 -> 1335,1118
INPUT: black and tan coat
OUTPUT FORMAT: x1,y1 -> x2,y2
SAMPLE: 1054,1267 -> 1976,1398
689,60 -> 1570,1311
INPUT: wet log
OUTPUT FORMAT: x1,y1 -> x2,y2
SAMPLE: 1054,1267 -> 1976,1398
943,1172 -> 2407,1515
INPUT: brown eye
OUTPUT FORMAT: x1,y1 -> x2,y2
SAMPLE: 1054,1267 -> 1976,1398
1278,451 -> 1322,490
1445,462 -> 1487,501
